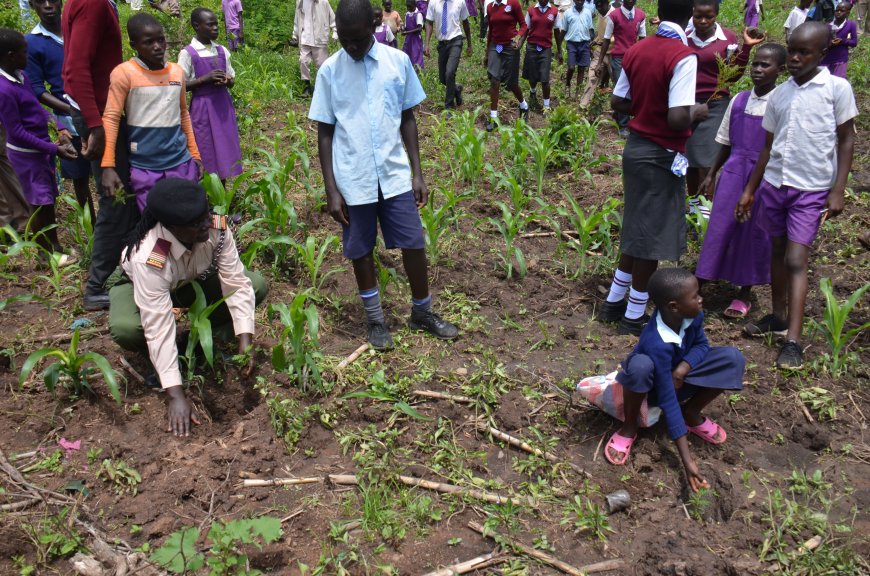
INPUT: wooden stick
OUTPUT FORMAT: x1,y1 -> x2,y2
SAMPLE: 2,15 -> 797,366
280,508 -> 305,524
477,423 -> 588,477
118,356 -> 146,386
420,550 -> 507,576
336,343 -> 370,371
798,396 -> 815,423
412,390 -> 475,404
31,328 -> 105,344
468,521 -> 621,575
239,477 -> 322,488
328,474 -> 533,506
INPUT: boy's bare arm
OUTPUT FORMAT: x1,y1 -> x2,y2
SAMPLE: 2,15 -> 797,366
400,108 -> 428,208
317,122 -> 348,225
828,119 -> 855,218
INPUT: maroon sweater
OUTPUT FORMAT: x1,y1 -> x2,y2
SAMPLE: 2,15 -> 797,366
487,0 -> 527,47
689,26 -> 751,101
61,0 -> 123,129
622,35 -> 695,152
526,4 -> 560,50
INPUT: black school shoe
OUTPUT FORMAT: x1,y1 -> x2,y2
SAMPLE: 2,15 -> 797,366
776,340 -> 804,370
368,322 -> 394,351
743,313 -> 788,338
617,313 -> 650,337
408,309 -> 459,340
597,300 -> 627,323
454,84 -> 464,107
83,291 -> 110,311
519,105 -> 529,121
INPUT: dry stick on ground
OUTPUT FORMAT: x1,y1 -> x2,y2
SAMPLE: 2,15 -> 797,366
329,474 -> 535,506
411,390 -> 476,404
467,521 -> 624,575
336,343 -> 370,371
31,328 -> 106,344
420,550 -> 508,576
119,356 -> 146,385
476,422 -> 590,477
239,476 -> 322,488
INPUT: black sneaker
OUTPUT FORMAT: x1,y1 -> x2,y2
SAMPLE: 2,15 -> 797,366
743,314 -> 788,338
485,118 -> 498,132
776,340 -> 804,369
454,84 -> 464,107
519,105 -> 529,121
617,314 -> 649,336
367,322 -> 394,351
597,299 -> 627,323
300,84 -> 312,98
408,310 -> 459,340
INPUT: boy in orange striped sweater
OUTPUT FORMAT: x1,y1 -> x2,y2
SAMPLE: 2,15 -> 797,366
101,13 -> 201,212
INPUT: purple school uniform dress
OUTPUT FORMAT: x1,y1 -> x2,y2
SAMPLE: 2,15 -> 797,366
465,0 -> 478,17
820,19 -> 857,78
416,0 -> 429,16
0,71 -> 58,207
403,11 -> 424,67
374,26 -> 391,45
744,0 -> 760,28
696,91 -> 770,287
183,44 -> 243,180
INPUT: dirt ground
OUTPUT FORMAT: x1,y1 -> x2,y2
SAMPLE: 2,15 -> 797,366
2,32 -> 870,576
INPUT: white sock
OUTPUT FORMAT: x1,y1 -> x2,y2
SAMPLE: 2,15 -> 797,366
625,287 -> 649,320
543,98 -> 550,107
490,110 -> 498,118
530,88 -> 536,95
698,204 -> 711,220
519,100 -> 529,110
688,196 -> 700,215
606,269 -> 632,303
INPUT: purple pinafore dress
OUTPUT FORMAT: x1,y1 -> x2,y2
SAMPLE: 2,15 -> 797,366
183,44 -> 243,179
744,0 -> 759,28
416,0 -> 429,16
465,0 -> 478,17
696,91 -> 771,287
403,11 -> 424,67
374,25 -> 391,45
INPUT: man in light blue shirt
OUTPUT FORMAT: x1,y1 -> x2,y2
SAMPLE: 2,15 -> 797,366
309,0 -> 459,350
556,0 -> 594,97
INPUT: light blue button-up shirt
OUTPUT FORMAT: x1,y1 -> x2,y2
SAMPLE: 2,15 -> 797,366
557,4 -> 594,43
308,41 -> 426,206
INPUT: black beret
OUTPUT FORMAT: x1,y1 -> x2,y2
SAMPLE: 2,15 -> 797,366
145,178 -> 210,226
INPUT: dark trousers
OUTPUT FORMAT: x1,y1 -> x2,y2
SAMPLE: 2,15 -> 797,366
70,109 -> 141,295
479,14 -> 488,39
610,56 -> 629,130
437,36 -> 464,108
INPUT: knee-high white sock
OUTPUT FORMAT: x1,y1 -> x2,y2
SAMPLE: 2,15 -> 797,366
625,287 -> 649,320
606,269 -> 632,303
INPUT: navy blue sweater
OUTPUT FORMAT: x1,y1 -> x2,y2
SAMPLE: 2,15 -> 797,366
625,310 -> 709,440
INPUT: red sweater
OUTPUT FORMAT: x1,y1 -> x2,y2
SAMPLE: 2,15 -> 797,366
487,0 -> 527,47
608,7 -> 645,58
689,27 -> 751,100
622,35 -> 695,152
526,4 -> 560,49
61,0 -> 123,129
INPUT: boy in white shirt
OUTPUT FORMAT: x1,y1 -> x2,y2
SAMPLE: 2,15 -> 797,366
737,22 -> 857,370
784,0 -> 812,40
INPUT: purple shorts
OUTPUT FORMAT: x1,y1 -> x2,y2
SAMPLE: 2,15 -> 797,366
130,158 -> 199,212
7,149 -> 58,206
756,180 -> 829,247
342,190 -> 425,260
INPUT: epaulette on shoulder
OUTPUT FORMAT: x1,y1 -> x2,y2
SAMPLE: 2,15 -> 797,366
212,214 -> 228,230
146,238 -> 172,269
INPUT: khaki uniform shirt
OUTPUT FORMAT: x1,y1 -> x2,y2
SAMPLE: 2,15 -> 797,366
121,221 -> 255,389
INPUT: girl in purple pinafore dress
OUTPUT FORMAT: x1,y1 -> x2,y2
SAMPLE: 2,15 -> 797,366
744,0 -> 762,28
402,0 -> 425,69
183,10 -> 243,182
465,0 -> 478,17
820,2 -> 858,78
374,7 -> 397,45
696,44 -> 785,318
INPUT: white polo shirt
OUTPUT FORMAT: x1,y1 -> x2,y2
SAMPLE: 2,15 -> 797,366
762,67 -> 858,191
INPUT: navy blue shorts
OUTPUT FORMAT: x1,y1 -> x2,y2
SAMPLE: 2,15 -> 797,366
618,346 -> 745,404
59,135 -> 91,180
566,40 -> 591,68
342,190 -> 425,260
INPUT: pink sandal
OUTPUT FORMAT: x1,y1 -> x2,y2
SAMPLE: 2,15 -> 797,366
688,418 -> 727,445
724,299 -> 751,319
604,432 -> 637,465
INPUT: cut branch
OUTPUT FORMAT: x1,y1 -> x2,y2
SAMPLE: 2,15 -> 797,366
329,474 -> 534,506
476,423 -> 589,477
468,521 -> 623,575
336,343 -> 370,371
239,477 -> 322,488
412,390 -> 475,404
420,550 -> 508,576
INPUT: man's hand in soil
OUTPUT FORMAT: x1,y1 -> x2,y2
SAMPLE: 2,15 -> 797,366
166,385 -> 200,437
237,333 -> 255,379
